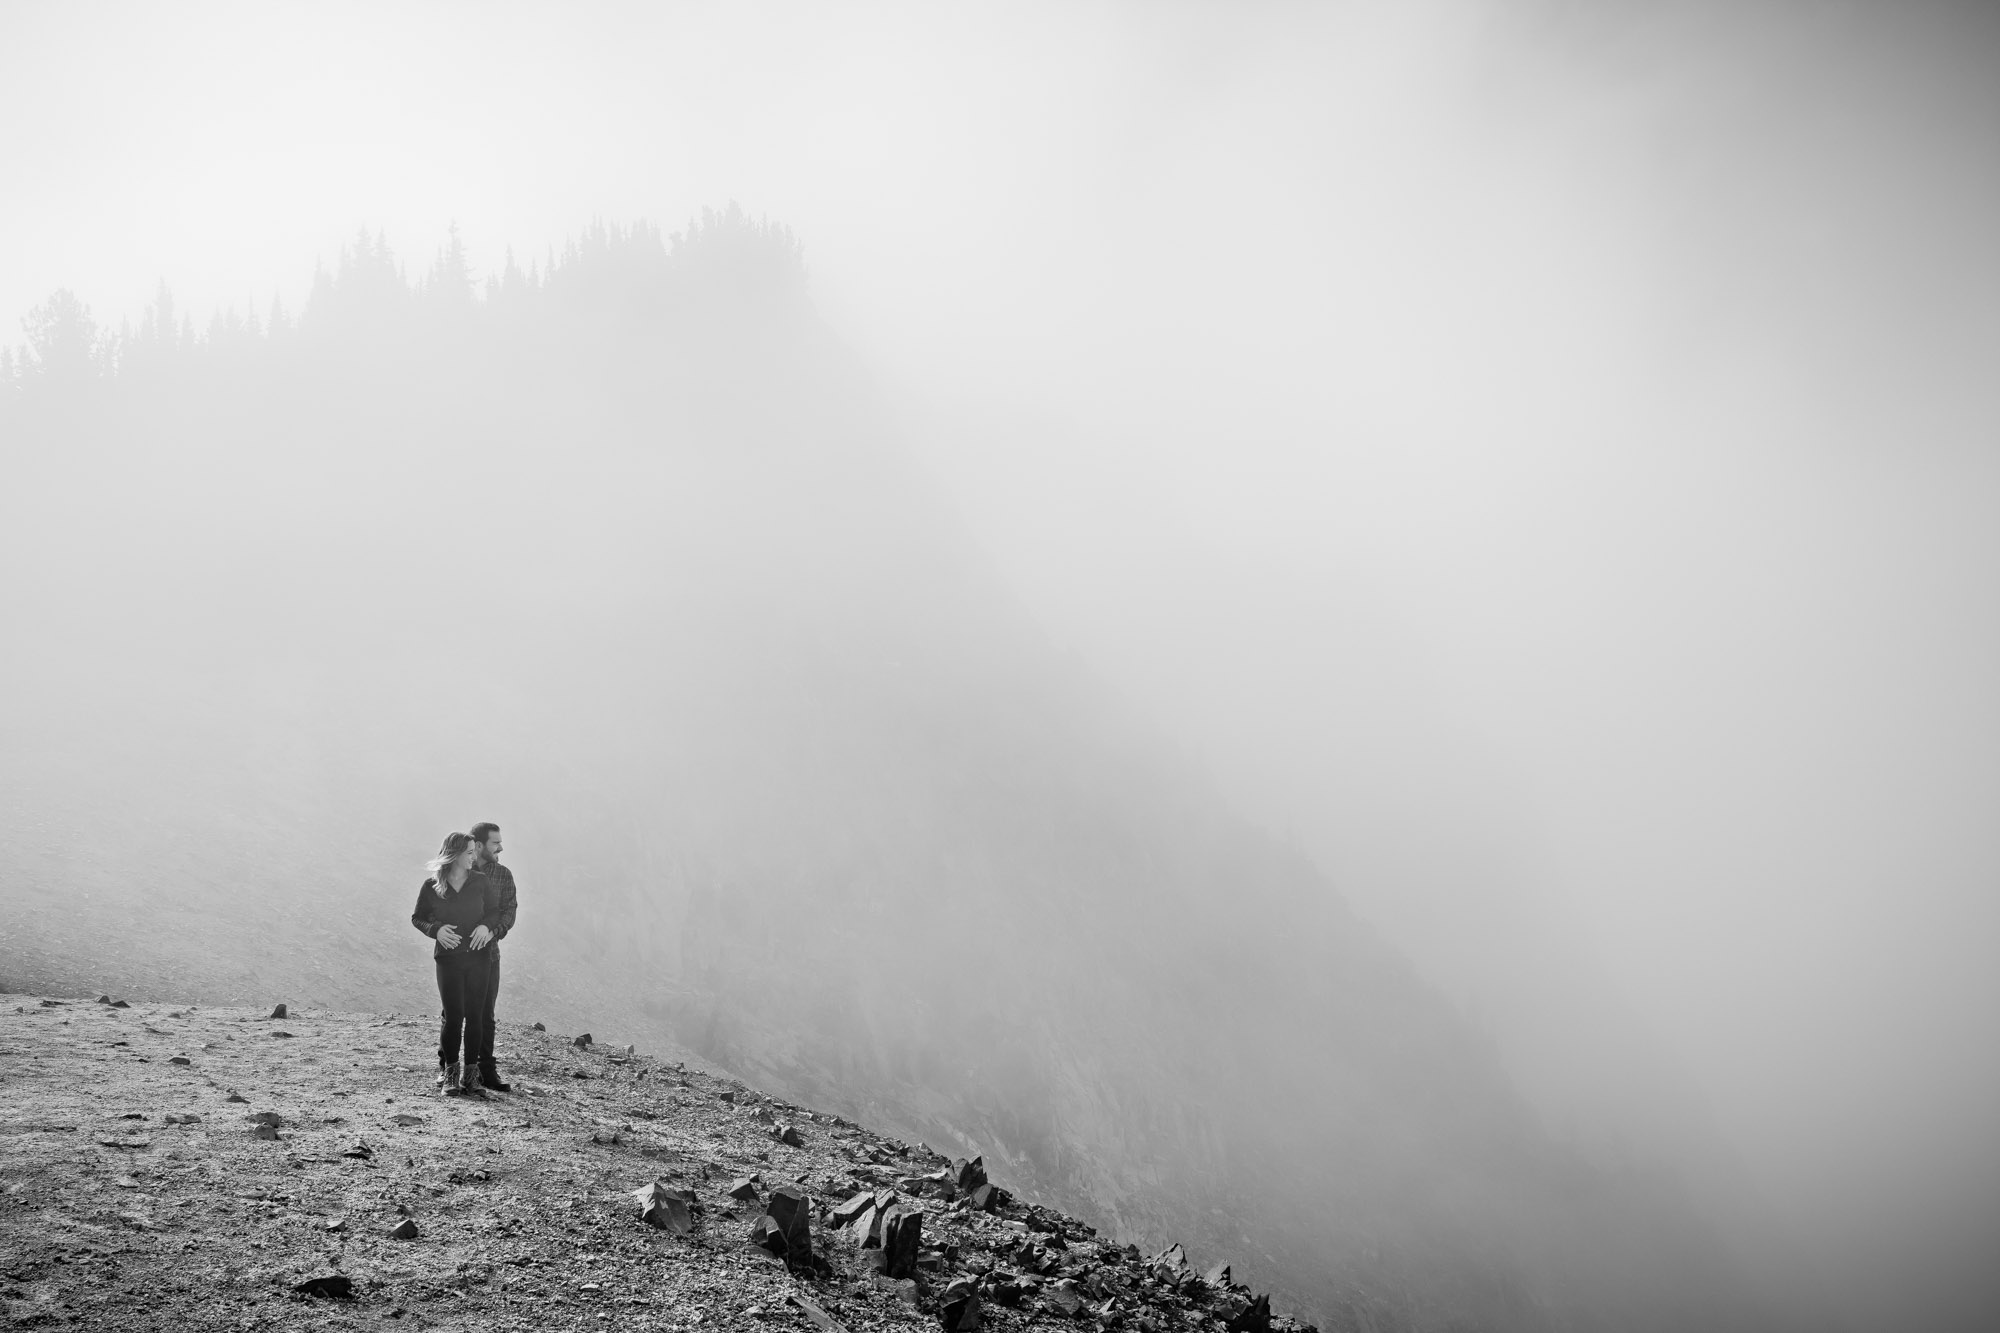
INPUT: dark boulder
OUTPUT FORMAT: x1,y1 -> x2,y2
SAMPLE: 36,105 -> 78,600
269,1004 -> 287,1020
766,1183 -> 813,1264
954,1156 -> 988,1193
875,1203 -> 921,1280
572,1034 -> 592,1049
726,1177 -> 762,1202
389,1218 -> 420,1240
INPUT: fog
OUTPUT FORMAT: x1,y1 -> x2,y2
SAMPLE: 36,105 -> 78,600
4,3 -> 1998,1331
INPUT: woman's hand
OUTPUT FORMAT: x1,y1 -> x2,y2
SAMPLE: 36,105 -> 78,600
436,924 -> 462,949
468,925 -> 494,950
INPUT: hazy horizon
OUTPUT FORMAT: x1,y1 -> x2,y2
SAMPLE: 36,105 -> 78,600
5,4 -> 1998,1331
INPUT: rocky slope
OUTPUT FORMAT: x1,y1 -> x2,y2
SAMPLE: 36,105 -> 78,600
0,991 -> 1314,1332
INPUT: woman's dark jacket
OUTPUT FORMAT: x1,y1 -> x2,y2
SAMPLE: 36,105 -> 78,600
411,871 -> 501,962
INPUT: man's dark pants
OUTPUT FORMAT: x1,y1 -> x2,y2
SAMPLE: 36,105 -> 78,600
476,949 -> 501,1076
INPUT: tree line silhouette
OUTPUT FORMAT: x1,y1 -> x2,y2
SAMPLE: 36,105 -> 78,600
1,205 -> 806,404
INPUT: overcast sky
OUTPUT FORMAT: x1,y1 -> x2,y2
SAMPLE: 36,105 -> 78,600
5,2 -> 1998,1322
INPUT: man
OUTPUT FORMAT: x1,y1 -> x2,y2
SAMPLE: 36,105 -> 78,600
466,821 -> 518,1092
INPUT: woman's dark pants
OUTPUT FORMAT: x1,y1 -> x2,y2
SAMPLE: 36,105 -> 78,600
435,953 -> 493,1069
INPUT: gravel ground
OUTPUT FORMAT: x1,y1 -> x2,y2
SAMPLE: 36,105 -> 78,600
0,994 -> 1304,1333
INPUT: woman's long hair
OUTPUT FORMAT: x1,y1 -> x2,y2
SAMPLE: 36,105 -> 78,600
425,831 -> 475,895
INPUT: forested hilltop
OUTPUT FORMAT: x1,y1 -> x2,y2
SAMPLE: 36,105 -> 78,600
1,211 -> 1779,1332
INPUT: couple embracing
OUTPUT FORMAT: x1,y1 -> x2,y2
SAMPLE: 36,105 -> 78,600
410,822 -> 518,1098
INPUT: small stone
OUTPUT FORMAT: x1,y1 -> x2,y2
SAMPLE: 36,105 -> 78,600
390,1113 -> 425,1126
573,1034 -> 592,1048
269,1004 -> 288,1020
968,1183 -> 998,1212
342,1142 -> 373,1159
726,1177 -> 762,1202
939,1276 -> 982,1331
270,1030 -> 294,1039
532,1021 -> 546,1031
1227,1294 -> 1273,1332
169,1056 -> 192,1066
785,1292 -> 846,1331
109,999 -> 130,1008
954,1157 -> 988,1194
778,1124 -> 804,1148
1204,1262 -> 1233,1289
324,1217 -> 346,1231
1047,1280 -> 1085,1316
749,1213 -> 788,1258
225,1092 -> 248,1103
634,1180 -> 694,1234
293,1273 -> 352,1298
389,1217 -> 420,1240
831,1191 -> 875,1227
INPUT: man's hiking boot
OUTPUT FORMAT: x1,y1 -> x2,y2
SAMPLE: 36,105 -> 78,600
460,1065 -> 489,1099
439,1061 -> 462,1097
479,1066 -> 511,1093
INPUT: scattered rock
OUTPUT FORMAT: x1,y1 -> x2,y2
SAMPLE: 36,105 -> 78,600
1205,1261 -> 1234,1289
967,1183 -> 999,1212
726,1177 -> 762,1202
390,1113 -> 425,1126
270,1030 -> 295,1039
1227,1294 -> 1273,1332
954,1156 -> 988,1194
108,999 -> 130,1008
168,1056 -> 191,1066
1047,1279 -> 1086,1316
341,1142 -> 373,1159
162,1112 -> 201,1126
785,1292 -> 847,1332
766,1183 -> 813,1265
292,1272 -> 353,1301
389,1217 -> 420,1240
940,1275 -> 983,1331
634,1180 -> 694,1234
749,1212 -> 789,1258
831,1191 -> 875,1227
531,1021 -> 546,1031
777,1123 -> 804,1148
96,1136 -> 150,1150
874,1202 -> 922,1280
572,1034 -> 592,1048
269,1004 -> 287,1020
225,1092 -> 248,1103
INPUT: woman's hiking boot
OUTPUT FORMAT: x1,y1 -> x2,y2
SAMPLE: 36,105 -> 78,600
460,1064 -> 488,1099
478,1064 -> 511,1093
439,1061 -> 462,1097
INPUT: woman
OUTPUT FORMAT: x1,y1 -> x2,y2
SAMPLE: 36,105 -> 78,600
410,831 -> 500,1098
